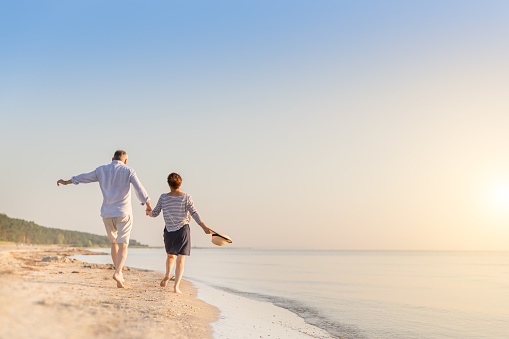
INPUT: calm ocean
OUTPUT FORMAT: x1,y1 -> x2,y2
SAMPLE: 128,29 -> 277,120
75,249 -> 509,339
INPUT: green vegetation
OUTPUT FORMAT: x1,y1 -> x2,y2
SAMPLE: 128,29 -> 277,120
0,213 -> 147,247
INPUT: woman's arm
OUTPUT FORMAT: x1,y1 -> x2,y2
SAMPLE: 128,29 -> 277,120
187,195 -> 211,234
150,196 -> 163,218
198,222 -> 211,234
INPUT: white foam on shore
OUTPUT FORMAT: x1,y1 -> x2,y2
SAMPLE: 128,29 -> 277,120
192,280 -> 334,339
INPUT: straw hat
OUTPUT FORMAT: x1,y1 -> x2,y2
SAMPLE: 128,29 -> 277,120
210,229 -> 232,246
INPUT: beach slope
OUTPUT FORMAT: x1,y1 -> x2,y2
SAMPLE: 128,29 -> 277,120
0,245 -> 218,339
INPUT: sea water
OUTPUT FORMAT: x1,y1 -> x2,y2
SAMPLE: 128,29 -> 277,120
74,249 -> 509,339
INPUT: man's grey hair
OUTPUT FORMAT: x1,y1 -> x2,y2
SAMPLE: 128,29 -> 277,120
113,150 -> 127,161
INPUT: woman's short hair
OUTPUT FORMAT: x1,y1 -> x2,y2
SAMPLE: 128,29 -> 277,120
167,173 -> 182,189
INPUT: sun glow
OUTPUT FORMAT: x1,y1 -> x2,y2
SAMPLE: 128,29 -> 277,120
477,179 -> 509,222
493,187 -> 509,207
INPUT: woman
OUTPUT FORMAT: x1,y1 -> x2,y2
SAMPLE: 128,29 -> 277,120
149,172 -> 211,293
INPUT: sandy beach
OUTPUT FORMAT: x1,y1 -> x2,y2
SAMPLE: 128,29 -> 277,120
0,245 -> 218,339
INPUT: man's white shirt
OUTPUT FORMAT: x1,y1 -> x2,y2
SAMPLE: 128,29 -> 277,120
72,160 -> 149,218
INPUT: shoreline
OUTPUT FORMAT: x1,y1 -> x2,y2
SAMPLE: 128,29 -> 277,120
74,247 -> 338,339
193,281 -> 336,339
0,245 -> 218,339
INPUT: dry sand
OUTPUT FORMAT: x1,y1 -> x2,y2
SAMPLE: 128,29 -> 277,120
0,245 -> 218,339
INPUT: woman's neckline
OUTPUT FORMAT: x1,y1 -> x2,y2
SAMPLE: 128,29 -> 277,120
167,193 -> 185,197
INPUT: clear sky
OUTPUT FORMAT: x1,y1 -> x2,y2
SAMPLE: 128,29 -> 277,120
1,1 -> 508,250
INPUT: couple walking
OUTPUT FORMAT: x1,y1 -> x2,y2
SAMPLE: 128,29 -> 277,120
57,150 -> 211,293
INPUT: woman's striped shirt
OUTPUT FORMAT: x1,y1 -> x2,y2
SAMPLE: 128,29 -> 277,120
150,193 -> 203,232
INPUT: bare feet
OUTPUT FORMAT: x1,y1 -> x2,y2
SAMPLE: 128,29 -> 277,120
113,272 -> 125,288
160,276 -> 170,287
112,267 -> 125,283
174,287 -> 182,294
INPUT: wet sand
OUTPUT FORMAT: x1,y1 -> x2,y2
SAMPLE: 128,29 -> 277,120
0,245 -> 218,339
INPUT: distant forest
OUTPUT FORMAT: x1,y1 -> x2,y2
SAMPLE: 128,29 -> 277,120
0,213 -> 147,247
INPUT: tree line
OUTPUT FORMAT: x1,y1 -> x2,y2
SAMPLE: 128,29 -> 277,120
0,213 -> 147,247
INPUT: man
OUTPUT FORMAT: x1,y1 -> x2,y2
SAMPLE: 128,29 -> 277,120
57,150 -> 152,288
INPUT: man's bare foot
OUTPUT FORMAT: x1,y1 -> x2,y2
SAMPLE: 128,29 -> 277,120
160,276 -> 170,287
113,272 -> 125,288
174,287 -> 182,294
112,267 -> 125,283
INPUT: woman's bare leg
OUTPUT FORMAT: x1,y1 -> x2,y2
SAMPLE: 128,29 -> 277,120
174,255 -> 186,294
161,254 -> 175,287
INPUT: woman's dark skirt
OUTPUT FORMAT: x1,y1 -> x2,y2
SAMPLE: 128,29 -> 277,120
163,224 -> 191,256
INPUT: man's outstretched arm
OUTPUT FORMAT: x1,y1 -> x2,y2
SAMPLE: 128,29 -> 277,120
57,170 -> 98,186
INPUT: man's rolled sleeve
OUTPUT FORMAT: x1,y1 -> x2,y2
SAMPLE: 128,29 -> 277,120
130,171 -> 149,205
71,170 -> 98,184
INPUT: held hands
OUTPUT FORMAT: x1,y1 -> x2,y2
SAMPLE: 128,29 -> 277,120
145,201 -> 153,217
